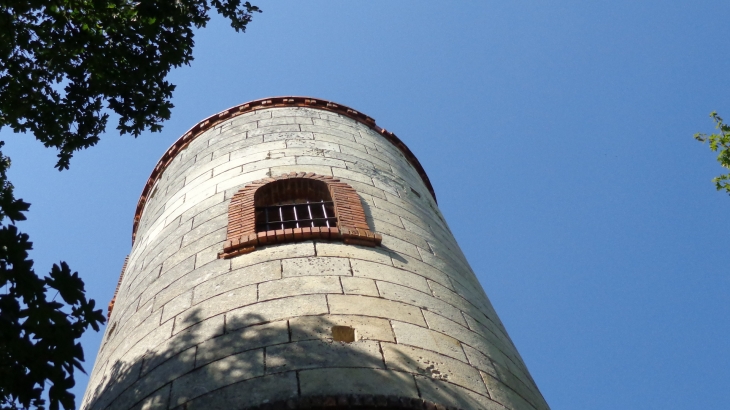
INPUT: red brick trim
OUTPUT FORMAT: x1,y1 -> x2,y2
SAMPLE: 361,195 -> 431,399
107,255 -> 129,320
132,96 -> 436,244
220,173 -> 381,259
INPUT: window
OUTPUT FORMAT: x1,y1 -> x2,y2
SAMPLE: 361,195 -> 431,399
221,173 -> 381,258
254,178 -> 337,231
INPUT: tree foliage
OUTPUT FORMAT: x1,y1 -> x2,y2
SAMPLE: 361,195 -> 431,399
0,0 -> 260,408
695,112 -> 730,195
0,143 -> 105,410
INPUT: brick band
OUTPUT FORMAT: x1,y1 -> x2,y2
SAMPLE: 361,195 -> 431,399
220,173 -> 382,258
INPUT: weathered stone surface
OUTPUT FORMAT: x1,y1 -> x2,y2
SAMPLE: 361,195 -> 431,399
193,261 -> 280,305
196,321 -> 289,367
226,294 -> 329,331
416,376 -> 506,410
340,277 -> 379,296
382,343 -> 488,396
169,349 -> 264,406
390,321 -> 466,361
377,281 -> 467,326
299,368 -> 419,397
178,372 -> 298,410
328,294 -> 426,326
266,339 -> 383,372
282,256 -> 350,277
289,314 -> 395,342
258,275 -> 342,301
175,284 -> 257,333
351,259 -> 430,293
315,242 -> 392,265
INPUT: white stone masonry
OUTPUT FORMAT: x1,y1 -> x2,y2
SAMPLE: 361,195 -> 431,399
81,105 -> 549,410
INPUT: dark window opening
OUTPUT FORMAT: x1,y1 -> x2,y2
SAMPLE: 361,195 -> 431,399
256,200 -> 337,231
254,178 -> 337,232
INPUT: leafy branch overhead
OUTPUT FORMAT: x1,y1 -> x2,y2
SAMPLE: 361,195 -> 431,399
0,0 -> 260,169
0,1 -> 260,409
694,112 -> 730,195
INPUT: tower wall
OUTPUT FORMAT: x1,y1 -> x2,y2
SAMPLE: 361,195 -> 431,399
82,99 -> 549,410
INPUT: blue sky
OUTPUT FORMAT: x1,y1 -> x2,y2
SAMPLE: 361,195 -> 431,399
2,1 -> 729,409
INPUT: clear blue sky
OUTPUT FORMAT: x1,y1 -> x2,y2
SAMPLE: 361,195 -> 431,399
2,1 -> 729,409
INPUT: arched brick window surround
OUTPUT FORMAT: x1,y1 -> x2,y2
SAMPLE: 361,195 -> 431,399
220,173 -> 382,258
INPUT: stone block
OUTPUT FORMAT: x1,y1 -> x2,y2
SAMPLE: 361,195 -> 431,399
290,314 -> 395,342
175,284 -> 257,333
247,124 -> 301,137
215,168 -> 270,193
463,313 -> 512,351
128,384 -> 170,410
226,139 -> 285,161
311,118 -> 359,133
339,145 -> 393,171
146,258 -> 229,316
258,116 -> 314,126
428,280 -> 498,330
266,339 -> 383,372
268,107 -> 321,118
341,277 -> 379,297
178,372 -> 298,410
315,242 -> 392,265
170,349 -> 264,406
187,194 -> 227,228
390,254 -> 454,290
258,276 -> 342,301
231,242 -> 315,270
299,368 -> 419,397
263,131 -> 315,142
482,373 -> 540,410
109,348 -> 195,410
490,361 -> 548,410
376,281 -> 466,326
281,256 -> 351,277
161,229 -> 225,275
351,259 -> 430,294
426,312 -> 520,381
211,150 -> 268,176
141,315 -> 225,375
390,321 -> 466,361
416,376 -> 506,410
332,167 -> 374,185
381,343 -> 488,396
304,126 -> 358,142
160,290 -> 192,324
194,261 -> 280,305
194,244 -> 220,268
460,344 -> 498,378
269,164 -> 333,177
295,155 -> 347,168
226,294 -> 329,331
327,295 -> 425,326
364,205 -> 404,228
196,320 -> 289,367
333,177 -> 388,199
285,139 -> 341,152
182,214 -> 228,247
371,219 -> 430,250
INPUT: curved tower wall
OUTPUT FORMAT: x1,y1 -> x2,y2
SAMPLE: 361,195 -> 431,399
82,99 -> 549,410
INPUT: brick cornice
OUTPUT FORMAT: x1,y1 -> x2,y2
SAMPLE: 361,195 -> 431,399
240,394 -> 463,410
220,172 -> 381,258
132,96 -> 435,244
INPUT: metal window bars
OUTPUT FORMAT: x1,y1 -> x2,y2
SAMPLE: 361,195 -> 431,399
256,200 -> 337,232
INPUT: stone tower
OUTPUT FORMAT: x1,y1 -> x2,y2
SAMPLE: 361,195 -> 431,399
81,97 -> 549,410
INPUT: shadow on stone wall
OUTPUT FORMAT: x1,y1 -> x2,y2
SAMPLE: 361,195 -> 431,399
83,307 -> 500,410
